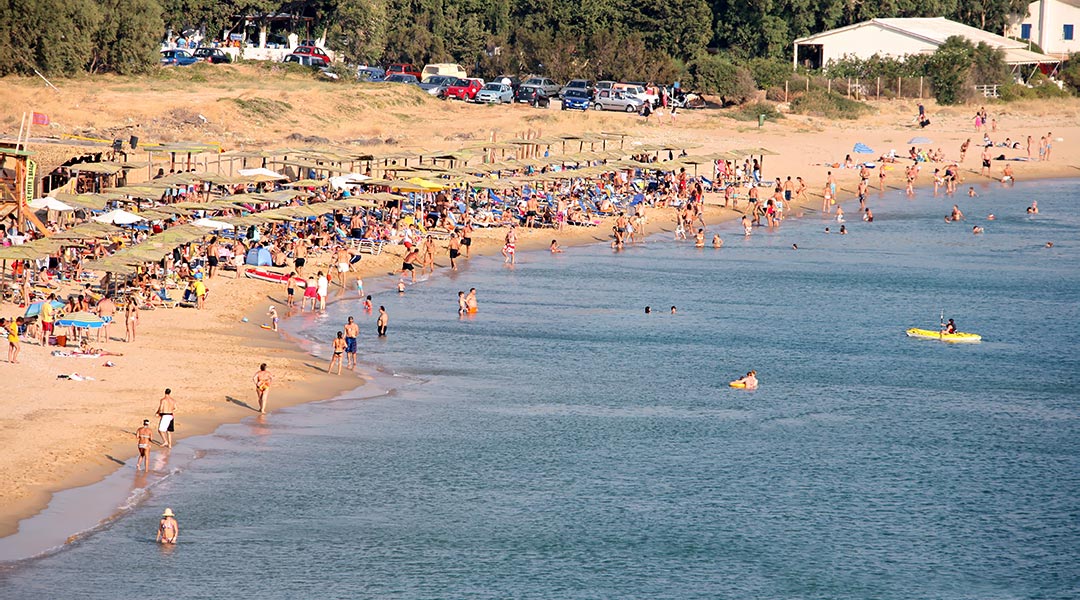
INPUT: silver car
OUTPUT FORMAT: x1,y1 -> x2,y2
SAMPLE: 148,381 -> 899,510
521,77 -> 560,97
475,82 -> 513,104
592,89 -> 643,112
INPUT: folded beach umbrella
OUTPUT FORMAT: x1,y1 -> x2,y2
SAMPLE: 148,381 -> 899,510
907,136 -> 932,145
55,312 -> 106,328
92,209 -> 145,225
852,143 -> 874,154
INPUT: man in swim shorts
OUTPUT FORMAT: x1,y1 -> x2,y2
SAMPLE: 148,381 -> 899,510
156,389 -> 177,448
448,232 -> 461,271
377,306 -> 388,337
344,316 -> 359,369
136,419 -> 152,471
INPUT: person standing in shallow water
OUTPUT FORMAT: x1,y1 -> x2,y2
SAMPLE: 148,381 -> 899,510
377,306 -> 388,337
254,363 -> 272,413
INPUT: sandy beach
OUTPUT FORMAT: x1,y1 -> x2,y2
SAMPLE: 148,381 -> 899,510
2,68 -> 1079,540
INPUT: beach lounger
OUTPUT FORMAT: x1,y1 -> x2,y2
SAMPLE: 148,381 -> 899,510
155,288 -> 178,308
356,239 -> 387,256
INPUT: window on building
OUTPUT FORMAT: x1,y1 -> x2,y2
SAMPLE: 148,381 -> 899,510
1021,24 -> 1032,39
1065,24 -> 1075,40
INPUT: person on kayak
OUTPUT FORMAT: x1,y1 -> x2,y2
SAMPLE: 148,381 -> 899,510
943,319 -> 957,334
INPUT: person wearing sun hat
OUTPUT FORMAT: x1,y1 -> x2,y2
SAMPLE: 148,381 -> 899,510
157,508 -> 179,544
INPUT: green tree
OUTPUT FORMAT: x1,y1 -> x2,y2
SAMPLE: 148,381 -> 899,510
91,0 -> 164,74
928,35 -> 974,105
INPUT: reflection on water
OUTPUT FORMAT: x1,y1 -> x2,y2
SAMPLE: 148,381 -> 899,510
2,180 -> 1079,599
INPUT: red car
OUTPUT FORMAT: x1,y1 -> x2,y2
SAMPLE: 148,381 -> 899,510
387,63 -> 421,79
291,45 -> 329,59
445,78 -> 484,101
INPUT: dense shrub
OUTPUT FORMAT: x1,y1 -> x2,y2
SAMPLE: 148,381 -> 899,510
725,101 -> 784,121
789,90 -> 872,119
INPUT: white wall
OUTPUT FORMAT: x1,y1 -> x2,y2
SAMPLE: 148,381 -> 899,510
817,25 -> 937,66
1006,0 -> 1080,56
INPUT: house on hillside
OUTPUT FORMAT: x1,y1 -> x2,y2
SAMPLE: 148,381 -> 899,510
793,17 -> 1058,77
1006,0 -> 1080,57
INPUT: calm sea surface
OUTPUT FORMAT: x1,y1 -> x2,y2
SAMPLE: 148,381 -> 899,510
2,179 -> 1078,599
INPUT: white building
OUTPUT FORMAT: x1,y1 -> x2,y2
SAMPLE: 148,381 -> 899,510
1006,0 -> 1080,57
793,17 -> 1057,74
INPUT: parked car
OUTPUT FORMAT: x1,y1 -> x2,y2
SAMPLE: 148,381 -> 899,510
357,66 -> 386,81
592,89 -> 643,112
475,82 -> 514,104
614,83 -> 658,107
561,88 -> 592,111
160,49 -> 198,66
445,78 -> 484,100
594,80 -> 616,96
284,54 -> 328,68
421,63 -> 467,81
292,46 -> 329,60
384,73 -> 420,85
515,85 -> 551,107
559,79 -> 594,98
418,74 -> 457,97
386,63 -> 421,79
521,77 -> 560,97
192,47 -> 231,64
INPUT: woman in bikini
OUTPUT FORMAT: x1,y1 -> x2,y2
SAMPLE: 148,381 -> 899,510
125,297 -> 139,343
328,331 -> 346,375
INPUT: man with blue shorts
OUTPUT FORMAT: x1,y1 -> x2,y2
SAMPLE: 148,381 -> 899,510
344,316 -> 359,370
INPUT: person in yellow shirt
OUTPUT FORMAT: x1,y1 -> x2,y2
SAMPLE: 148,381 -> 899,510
194,279 -> 206,310
40,293 -> 56,346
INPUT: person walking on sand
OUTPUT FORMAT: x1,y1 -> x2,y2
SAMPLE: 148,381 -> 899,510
135,419 -> 153,471
329,331 -> 346,375
335,246 -> 351,289
981,146 -> 992,176
4,317 -> 21,363
344,316 -> 359,369
157,508 -> 178,544
254,363 -> 273,413
377,306 -> 388,337
461,221 -> 474,258
125,296 -> 139,342
316,271 -> 329,310
156,389 -> 177,448
40,292 -> 55,346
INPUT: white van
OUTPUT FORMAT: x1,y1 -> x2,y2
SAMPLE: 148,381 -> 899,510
421,63 -> 467,82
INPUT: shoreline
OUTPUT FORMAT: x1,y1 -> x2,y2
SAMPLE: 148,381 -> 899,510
1,156 -> 1076,559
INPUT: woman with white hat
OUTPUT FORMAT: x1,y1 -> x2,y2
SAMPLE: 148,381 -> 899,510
157,508 -> 179,544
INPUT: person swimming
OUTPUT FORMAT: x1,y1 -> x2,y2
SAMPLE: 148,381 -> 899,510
972,225 -> 983,234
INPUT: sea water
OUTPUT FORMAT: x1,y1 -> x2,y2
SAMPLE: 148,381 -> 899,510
1,179 -> 1078,599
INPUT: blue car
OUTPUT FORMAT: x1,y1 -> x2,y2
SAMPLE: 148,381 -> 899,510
561,88 -> 591,111
160,49 -> 197,66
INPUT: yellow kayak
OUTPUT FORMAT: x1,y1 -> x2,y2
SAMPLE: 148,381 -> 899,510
906,328 -> 982,343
